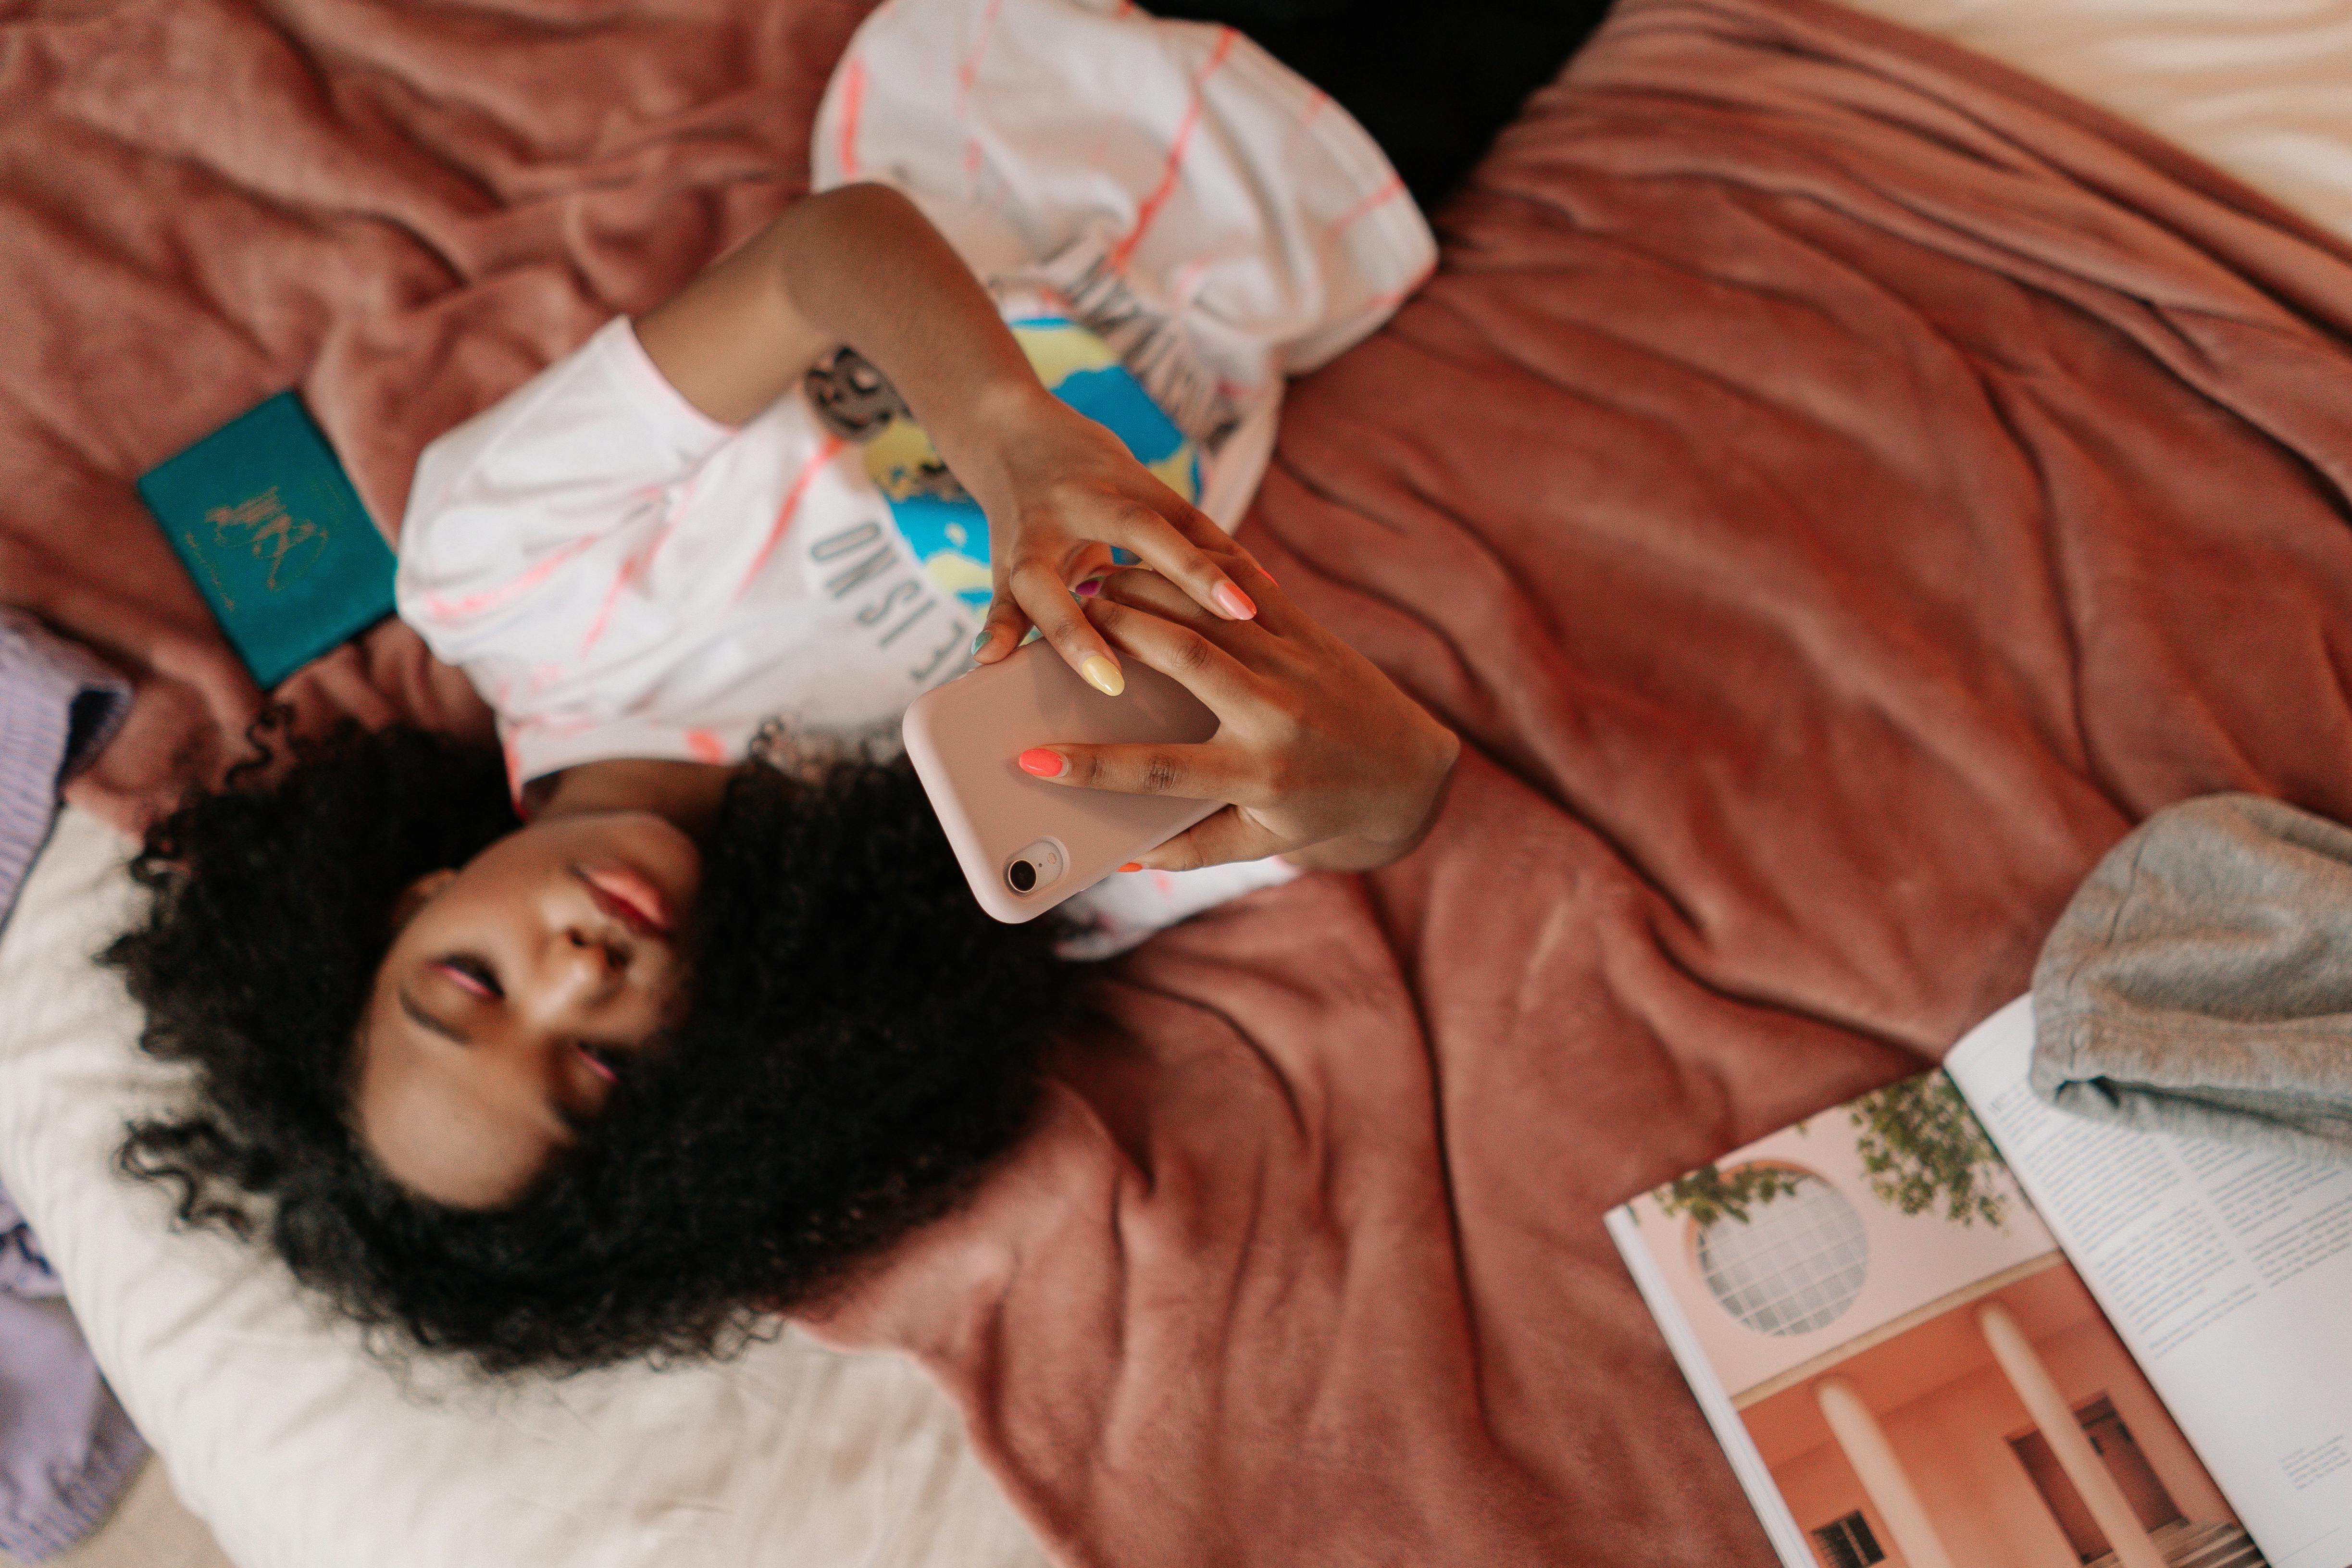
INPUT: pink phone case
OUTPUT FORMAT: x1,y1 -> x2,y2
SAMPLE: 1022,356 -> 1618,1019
903,640 -> 1221,923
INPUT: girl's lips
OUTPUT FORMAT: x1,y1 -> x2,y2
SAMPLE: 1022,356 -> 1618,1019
576,1043 -> 619,1084
574,864 -> 672,937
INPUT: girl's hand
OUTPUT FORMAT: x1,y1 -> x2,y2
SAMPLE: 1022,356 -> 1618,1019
954,389 -> 1261,696
1012,555 -> 1461,872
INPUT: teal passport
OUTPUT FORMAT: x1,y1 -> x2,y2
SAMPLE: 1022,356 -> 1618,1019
137,391 -> 397,690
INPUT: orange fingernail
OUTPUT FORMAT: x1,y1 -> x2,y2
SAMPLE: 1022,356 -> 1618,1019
1018,748 -> 1065,778
1118,862 -> 1143,872
1211,582 -> 1257,620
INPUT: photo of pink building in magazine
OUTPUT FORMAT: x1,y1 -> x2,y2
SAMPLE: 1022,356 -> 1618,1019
1610,999 -> 2352,1568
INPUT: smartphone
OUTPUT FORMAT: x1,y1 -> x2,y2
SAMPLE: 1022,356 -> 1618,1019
903,639 -> 1222,922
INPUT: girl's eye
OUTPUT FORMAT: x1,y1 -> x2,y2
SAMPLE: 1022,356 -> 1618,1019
434,953 -> 503,998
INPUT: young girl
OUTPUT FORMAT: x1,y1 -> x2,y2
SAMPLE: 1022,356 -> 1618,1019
106,0 -> 1598,1373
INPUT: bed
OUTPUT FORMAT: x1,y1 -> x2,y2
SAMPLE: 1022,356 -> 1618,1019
5,0 -> 2352,1564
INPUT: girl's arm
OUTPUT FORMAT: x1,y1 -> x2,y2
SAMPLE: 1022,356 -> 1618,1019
633,184 -> 1257,691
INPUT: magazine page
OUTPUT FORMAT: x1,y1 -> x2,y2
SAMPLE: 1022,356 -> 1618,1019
1613,1065 -> 2256,1568
1948,996 -> 2352,1568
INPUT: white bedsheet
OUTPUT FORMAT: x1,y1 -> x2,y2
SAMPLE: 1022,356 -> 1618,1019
1843,0 -> 2352,244
4,4 -> 2350,1565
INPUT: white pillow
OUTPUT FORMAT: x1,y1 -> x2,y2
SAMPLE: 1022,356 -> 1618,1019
1840,0 -> 2352,248
0,809 -> 1043,1568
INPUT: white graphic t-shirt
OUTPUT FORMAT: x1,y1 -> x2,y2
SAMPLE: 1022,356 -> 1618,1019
396,0 -> 1434,954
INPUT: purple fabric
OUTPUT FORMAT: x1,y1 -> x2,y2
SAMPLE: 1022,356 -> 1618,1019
0,1187 -> 60,1299
0,610 -> 131,933
0,1191 -> 149,1563
0,609 -> 147,1561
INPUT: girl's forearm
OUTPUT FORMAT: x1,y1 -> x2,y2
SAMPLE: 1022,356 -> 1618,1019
774,186 -> 1051,465
635,184 -> 1052,492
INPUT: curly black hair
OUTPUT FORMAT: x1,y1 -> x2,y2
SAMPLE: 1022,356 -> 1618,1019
104,718 -> 1078,1374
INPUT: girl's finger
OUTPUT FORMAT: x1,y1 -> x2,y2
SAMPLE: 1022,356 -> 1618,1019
1093,500 -> 1259,625
1133,805 -> 1292,871
1093,563 -> 1217,627
1083,595 -> 1262,719
1063,540 -> 1117,592
1214,545 -> 1293,630
1011,559 -> 1123,693
1017,738 -> 1251,805
970,588 -> 1032,665
978,542 -> 1119,662
1125,484 -> 1237,552
1112,543 -> 1300,635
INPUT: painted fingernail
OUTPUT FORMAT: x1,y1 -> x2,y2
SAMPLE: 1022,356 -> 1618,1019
1019,748 -> 1066,778
1075,577 -> 1103,597
1211,582 -> 1257,620
1118,862 -> 1143,873
970,631 -> 991,658
1080,655 -> 1124,697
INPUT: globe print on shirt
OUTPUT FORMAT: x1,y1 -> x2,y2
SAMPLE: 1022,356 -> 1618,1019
805,316 -> 1203,616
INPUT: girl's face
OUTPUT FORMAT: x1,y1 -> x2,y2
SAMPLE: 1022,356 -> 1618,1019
355,810 -> 703,1207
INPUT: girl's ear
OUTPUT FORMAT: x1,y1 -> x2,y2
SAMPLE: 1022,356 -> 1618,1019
391,869 -> 461,930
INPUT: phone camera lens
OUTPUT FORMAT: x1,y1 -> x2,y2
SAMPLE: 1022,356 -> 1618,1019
1007,859 -> 1037,894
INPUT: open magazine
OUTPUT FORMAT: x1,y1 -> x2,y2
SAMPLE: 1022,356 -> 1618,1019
1609,997 -> 2352,1568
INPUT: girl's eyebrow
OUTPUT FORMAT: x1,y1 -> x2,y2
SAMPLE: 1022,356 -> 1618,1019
398,989 -> 471,1047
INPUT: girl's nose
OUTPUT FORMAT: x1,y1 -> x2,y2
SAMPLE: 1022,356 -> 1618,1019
562,926 -> 629,977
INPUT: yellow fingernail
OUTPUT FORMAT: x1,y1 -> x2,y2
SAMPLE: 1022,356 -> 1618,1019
1080,655 -> 1124,697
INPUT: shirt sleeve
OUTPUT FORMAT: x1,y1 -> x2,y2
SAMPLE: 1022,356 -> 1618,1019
394,318 -> 737,694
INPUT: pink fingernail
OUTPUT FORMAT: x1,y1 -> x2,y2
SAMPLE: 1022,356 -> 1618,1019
1211,582 -> 1257,620
1075,577 -> 1103,597
1018,748 -> 1065,778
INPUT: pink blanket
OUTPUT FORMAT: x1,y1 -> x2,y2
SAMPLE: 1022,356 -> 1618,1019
812,2 -> 2352,1563
1,0 -> 867,829
11,0 -> 2352,1563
